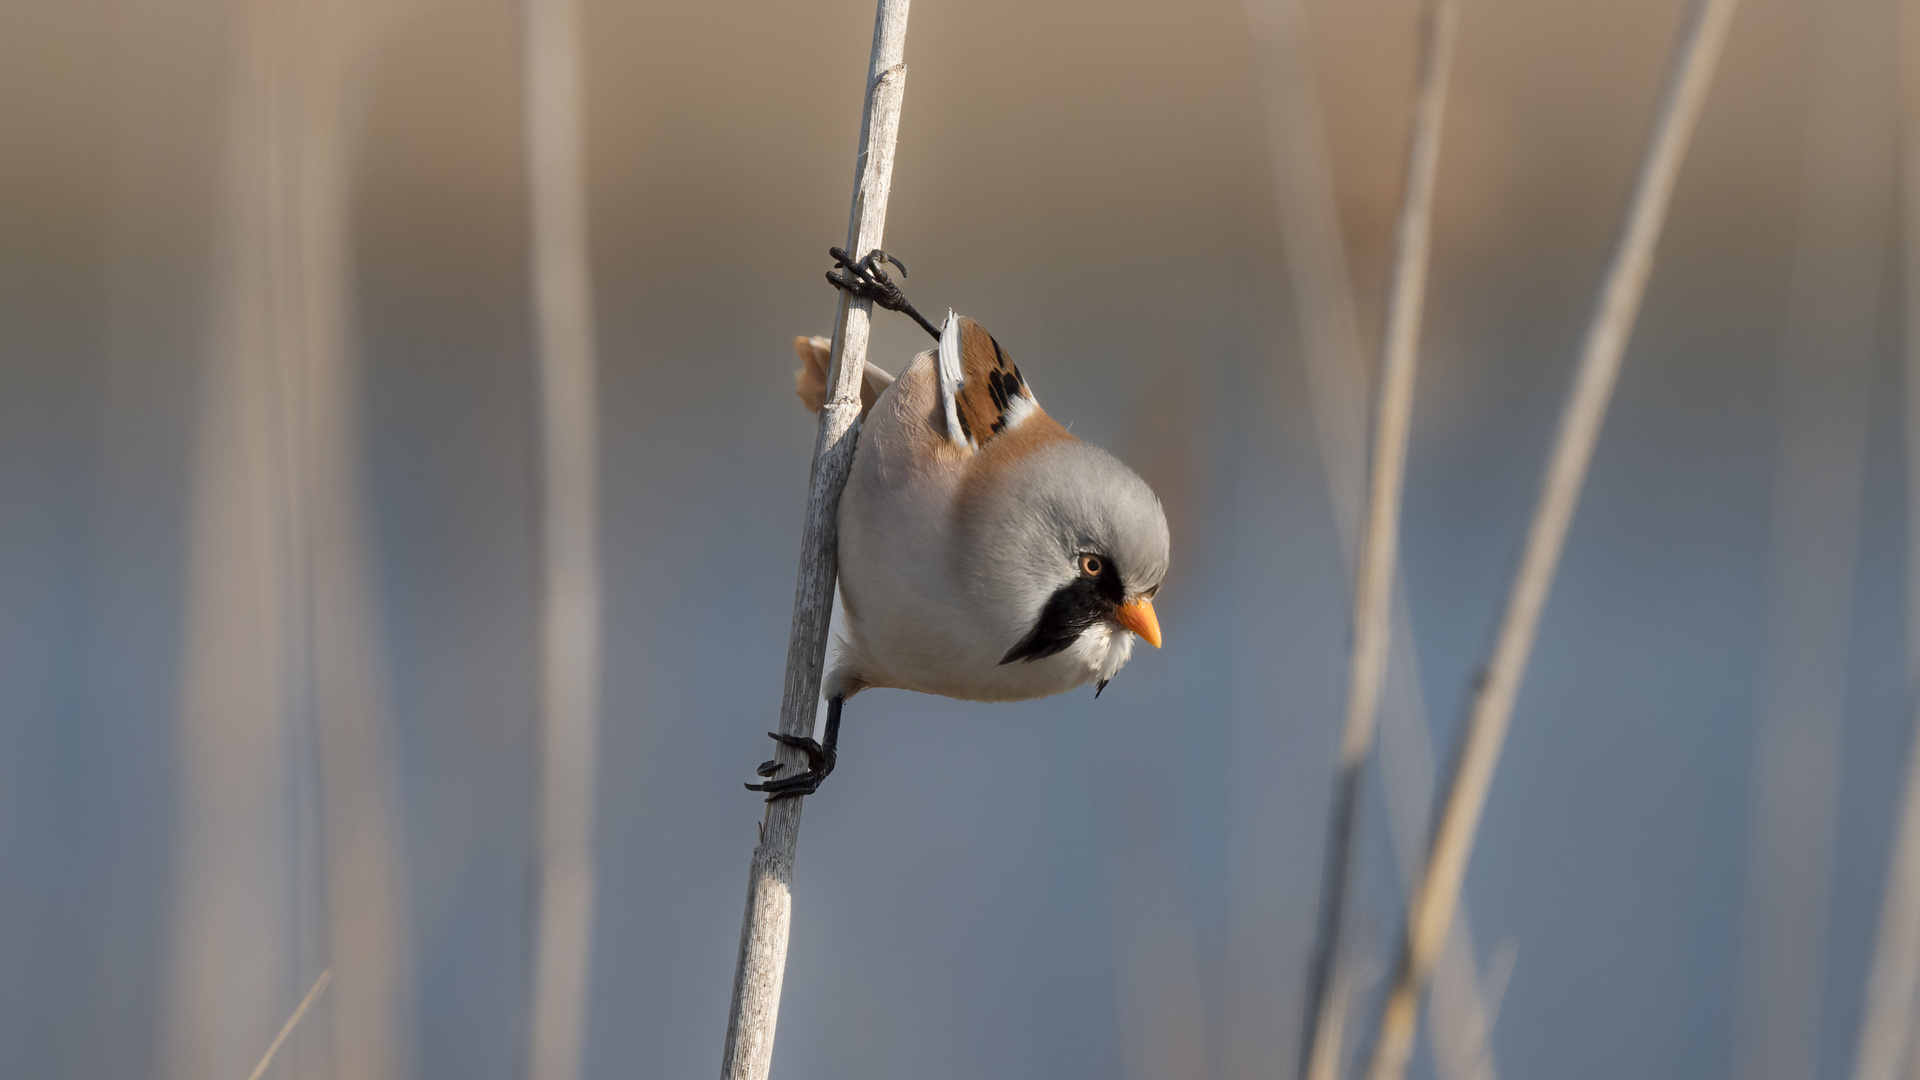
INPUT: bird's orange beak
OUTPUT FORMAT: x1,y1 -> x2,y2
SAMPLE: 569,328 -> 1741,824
1113,598 -> 1162,648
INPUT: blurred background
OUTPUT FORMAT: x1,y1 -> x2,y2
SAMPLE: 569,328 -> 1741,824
3,0 -> 1915,1078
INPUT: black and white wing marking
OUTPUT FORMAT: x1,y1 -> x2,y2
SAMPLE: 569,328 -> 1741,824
935,310 -> 1042,450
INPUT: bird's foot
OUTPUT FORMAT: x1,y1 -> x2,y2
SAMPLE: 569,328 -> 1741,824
825,247 -> 941,339
746,731 -> 836,801
826,246 -> 908,306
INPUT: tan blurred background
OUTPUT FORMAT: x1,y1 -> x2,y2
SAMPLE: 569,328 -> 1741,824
1,0 -> 1912,1078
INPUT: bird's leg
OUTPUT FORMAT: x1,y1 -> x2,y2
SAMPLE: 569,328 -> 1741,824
825,247 -> 943,340
746,695 -> 843,801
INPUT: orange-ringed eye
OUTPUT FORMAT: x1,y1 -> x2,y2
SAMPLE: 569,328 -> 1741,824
1078,554 -> 1103,577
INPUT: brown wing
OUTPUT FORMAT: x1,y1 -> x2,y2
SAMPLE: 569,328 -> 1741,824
940,315 -> 1042,447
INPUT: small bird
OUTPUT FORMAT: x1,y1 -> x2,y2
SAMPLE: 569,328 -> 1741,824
749,249 -> 1170,799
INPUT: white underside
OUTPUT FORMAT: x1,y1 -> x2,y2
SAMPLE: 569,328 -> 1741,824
829,606 -> 1134,703
827,355 -> 1134,703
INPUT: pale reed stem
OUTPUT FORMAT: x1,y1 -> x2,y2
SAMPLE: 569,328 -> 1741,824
521,0 -> 604,1077
1242,1 -> 1498,1075
246,968 -> 333,1080
281,4 -> 417,1071
719,3 -> 911,1077
1359,1 -> 1740,1077
1300,6 -> 1458,1080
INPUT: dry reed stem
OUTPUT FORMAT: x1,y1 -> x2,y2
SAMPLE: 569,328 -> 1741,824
170,4 -> 419,1077
1243,2 -> 1500,1076
719,3 -> 910,1077
246,968 -> 333,1080
272,8 -> 420,1075
165,7 -> 310,1072
1299,6 -> 1458,1079
1851,7 -> 1920,1075
521,0 -> 604,1077
1358,1 -> 1740,1077
1376,616 -> 1504,1080
1244,0 -> 1367,509
1731,0 -> 1895,1072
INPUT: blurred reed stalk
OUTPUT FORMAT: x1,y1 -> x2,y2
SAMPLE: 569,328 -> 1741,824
246,968 -> 333,1080
1729,0 -> 1898,1074
719,2 -> 910,1077
1848,6 -> 1920,1078
165,2 -> 312,1070
1357,1 -> 1740,1077
520,0 -> 605,1077
1241,3 -> 1499,1078
1299,6 -> 1458,1080
267,7 -> 418,1076
169,2 -> 419,1078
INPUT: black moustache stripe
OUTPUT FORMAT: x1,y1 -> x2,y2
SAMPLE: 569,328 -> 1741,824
1001,557 -> 1125,664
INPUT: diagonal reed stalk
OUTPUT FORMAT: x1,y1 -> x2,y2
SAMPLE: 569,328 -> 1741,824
719,3 -> 910,1077
270,7 -> 420,1075
171,5 -> 420,1078
246,968 -> 333,1080
1299,5 -> 1459,1080
1357,1 -> 1740,1077
1242,2 -> 1501,1076
521,0 -> 604,1077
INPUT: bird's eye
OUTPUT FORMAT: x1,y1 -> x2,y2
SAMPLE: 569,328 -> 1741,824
1078,554 -> 1104,577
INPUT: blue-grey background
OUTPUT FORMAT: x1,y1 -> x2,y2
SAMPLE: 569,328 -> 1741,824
1,0 -> 1910,1077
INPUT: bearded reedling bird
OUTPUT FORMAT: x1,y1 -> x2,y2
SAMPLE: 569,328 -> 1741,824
747,248 -> 1170,800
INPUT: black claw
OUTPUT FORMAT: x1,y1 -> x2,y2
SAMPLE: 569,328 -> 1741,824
756,759 -> 781,778
745,729 -> 837,802
827,247 -> 906,308
770,734 -> 827,771
743,698 -> 846,803
745,760 -> 834,800
824,247 -> 942,340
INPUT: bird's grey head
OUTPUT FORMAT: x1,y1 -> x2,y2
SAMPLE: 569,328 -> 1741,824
956,438 -> 1170,675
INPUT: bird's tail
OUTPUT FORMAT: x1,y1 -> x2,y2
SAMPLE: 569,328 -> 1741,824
792,335 -> 894,419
